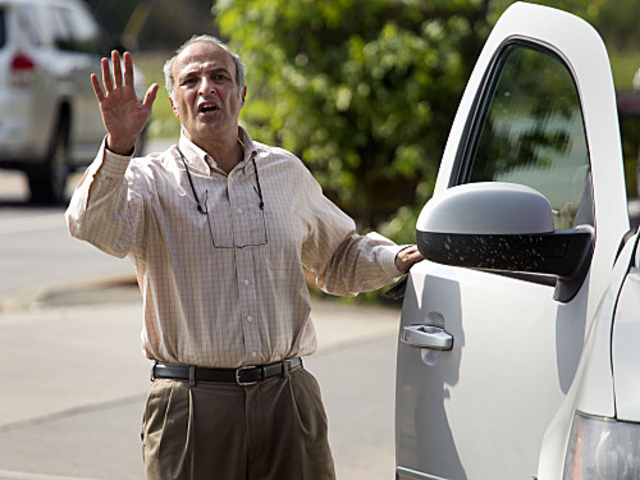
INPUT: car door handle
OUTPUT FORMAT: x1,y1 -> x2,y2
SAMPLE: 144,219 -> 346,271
401,325 -> 453,351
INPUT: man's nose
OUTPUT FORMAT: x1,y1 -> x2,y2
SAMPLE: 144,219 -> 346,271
198,77 -> 216,96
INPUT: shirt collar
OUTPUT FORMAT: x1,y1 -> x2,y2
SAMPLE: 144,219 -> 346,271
177,126 -> 258,176
238,126 -> 258,163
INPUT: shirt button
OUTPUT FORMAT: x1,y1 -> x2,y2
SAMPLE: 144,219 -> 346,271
247,316 -> 253,323
251,352 -> 257,358
243,279 -> 250,286
236,208 -> 243,215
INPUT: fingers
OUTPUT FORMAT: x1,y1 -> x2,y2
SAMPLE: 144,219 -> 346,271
94,50 -> 138,103
143,83 -> 160,109
100,56 -> 113,94
407,249 -> 424,265
400,246 -> 423,265
111,50 -> 123,88
395,245 -> 425,273
123,51 -> 135,87
98,50 -> 128,95
91,73 -> 105,102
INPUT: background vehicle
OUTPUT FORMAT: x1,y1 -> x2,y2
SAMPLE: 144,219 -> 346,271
396,2 -> 639,479
0,0 -> 146,203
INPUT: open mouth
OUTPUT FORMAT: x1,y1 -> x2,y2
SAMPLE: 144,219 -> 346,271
198,103 -> 219,114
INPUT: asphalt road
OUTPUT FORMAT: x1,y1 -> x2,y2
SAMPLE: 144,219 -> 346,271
0,286 -> 401,480
0,158 -> 404,480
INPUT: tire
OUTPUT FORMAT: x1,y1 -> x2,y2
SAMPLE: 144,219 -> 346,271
28,115 -> 70,204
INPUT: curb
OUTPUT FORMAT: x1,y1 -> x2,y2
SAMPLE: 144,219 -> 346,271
0,274 -> 139,313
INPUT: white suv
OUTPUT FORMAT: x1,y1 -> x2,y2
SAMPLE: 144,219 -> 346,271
396,3 -> 640,479
0,0 -> 146,203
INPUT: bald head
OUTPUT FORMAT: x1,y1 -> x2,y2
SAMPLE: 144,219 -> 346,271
163,35 -> 245,101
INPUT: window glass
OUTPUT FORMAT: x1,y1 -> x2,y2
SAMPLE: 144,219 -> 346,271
48,7 -> 74,51
0,10 -> 5,49
61,5 -> 104,54
461,45 -> 591,229
17,6 -> 42,46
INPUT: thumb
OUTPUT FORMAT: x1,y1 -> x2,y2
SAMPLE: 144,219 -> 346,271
143,83 -> 160,110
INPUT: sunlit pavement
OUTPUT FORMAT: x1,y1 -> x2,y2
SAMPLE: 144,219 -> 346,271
0,289 -> 400,480
0,137 -> 401,479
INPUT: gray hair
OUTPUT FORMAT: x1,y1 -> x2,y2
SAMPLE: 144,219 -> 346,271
163,35 -> 245,100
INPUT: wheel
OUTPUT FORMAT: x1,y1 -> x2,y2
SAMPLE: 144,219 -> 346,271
28,115 -> 70,204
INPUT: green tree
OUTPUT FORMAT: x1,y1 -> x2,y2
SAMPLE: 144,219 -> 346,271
596,0 -> 640,50
487,0 -> 603,23
86,0 -> 218,50
214,0 -> 617,243
215,0 -> 489,242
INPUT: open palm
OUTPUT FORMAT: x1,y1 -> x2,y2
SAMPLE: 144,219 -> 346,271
91,50 -> 159,155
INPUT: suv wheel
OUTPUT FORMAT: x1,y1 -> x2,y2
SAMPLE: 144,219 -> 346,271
28,115 -> 70,204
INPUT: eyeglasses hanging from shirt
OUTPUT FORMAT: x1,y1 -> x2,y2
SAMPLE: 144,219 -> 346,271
177,147 -> 268,248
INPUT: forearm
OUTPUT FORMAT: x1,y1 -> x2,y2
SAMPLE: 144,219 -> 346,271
65,139 -> 140,258
315,232 -> 405,297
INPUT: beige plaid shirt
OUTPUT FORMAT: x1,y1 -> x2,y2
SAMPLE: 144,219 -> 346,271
66,127 -> 404,368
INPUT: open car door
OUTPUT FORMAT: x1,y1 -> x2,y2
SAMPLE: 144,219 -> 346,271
395,3 -> 629,479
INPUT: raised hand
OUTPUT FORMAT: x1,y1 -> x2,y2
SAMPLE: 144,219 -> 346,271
91,50 -> 159,155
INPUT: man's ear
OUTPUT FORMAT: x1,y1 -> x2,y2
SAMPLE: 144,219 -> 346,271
240,86 -> 247,108
169,95 -> 180,119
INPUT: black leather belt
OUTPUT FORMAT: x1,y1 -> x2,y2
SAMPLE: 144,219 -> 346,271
152,357 -> 303,386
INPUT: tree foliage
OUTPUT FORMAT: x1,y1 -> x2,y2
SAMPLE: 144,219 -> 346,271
213,0 -> 635,243
215,0 -> 489,242
490,0 -> 640,52
86,0 -> 218,50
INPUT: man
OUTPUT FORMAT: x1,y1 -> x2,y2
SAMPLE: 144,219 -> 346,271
66,35 -> 423,480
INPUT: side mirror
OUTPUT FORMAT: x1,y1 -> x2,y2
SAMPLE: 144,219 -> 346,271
416,183 -> 593,302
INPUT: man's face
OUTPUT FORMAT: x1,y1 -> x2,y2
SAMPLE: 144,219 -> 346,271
170,41 -> 245,147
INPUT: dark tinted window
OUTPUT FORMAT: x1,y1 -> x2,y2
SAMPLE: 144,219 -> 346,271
0,9 -> 5,49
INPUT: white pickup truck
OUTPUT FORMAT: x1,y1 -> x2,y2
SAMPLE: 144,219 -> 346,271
396,2 -> 639,479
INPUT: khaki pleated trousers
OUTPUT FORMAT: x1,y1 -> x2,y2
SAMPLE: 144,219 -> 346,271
141,364 -> 336,480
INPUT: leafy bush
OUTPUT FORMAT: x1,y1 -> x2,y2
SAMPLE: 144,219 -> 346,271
215,0 -> 489,242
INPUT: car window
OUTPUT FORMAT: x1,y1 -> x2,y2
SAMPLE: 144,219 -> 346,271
60,5 -> 106,55
17,6 -> 43,46
0,9 -> 5,49
46,6 -> 75,51
458,44 -> 592,230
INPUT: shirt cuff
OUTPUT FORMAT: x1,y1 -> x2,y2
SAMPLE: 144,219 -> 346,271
365,232 -> 406,278
387,244 -> 408,277
98,137 -> 132,178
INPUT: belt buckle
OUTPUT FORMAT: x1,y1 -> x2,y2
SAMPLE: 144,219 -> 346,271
235,366 -> 258,386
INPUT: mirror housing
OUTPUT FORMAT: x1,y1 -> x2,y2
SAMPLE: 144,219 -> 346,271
416,183 -> 593,302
